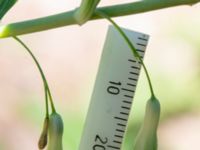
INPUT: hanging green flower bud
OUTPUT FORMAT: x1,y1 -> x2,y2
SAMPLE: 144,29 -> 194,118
47,113 -> 64,150
0,0 -> 17,20
133,96 -> 160,150
38,117 -> 49,149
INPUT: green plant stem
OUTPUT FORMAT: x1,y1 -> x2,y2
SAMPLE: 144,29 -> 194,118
74,0 -> 100,25
0,0 -> 199,38
44,84 -> 49,117
96,11 -> 155,97
13,36 -> 56,113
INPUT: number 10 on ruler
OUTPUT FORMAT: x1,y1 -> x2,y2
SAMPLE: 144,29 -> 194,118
79,26 -> 149,150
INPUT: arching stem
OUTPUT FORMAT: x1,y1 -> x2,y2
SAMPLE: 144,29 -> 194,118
13,36 -> 56,113
96,11 -> 155,98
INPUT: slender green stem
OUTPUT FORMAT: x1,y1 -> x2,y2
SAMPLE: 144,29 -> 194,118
44,84 -> 49,117
96,11 -> 155,97
0,0 -> 199,38
13,36 -> 56,113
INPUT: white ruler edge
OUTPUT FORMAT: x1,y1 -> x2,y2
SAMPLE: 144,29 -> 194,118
79,26 -> 149,150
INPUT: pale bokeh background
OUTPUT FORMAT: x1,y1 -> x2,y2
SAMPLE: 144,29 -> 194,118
0,0 -> 200,150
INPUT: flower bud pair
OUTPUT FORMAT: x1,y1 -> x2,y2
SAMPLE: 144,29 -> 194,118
38,113 -> 64,150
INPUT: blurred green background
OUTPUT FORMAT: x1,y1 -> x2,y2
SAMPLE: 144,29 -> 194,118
0,0 -> 200,150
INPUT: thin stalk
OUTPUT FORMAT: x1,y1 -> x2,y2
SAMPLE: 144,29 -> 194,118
13,36 -> 56,113
44,84 -> 49,117
0,0 -> 199,38
96,11 -> 155,97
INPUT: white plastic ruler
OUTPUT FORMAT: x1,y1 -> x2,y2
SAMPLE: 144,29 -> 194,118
79,26 -> 149,150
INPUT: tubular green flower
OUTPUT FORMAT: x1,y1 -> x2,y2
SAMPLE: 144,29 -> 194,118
47,113 -> 64,150
38,117 -> 49,149
74,0 -> 100,25
133,96 -> 160,150
0,0 -> 17,20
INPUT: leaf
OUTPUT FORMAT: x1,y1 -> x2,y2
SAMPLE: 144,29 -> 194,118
74,0 -> 100,25
0,0 -> 17,20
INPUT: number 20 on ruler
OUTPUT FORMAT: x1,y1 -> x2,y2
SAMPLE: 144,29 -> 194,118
79,26 -> 149,150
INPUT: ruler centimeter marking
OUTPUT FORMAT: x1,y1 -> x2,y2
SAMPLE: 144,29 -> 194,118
79,26 -> 149,150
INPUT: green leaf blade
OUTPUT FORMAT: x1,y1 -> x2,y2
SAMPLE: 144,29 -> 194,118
0,0 -> 17,20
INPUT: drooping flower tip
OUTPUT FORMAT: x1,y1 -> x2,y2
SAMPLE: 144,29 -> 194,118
47,113 -> 64,150
38,117 -> 49,149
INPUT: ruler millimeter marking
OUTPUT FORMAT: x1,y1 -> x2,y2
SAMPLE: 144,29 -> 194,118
79,26 -> 149,150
